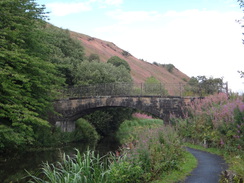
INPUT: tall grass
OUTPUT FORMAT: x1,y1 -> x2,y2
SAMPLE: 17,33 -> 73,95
28,149 -> 110,183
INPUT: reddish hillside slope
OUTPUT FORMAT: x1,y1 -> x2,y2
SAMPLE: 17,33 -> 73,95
70,31 -> 189,84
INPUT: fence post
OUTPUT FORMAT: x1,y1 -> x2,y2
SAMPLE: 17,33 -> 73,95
225,82 -> 229,97
140,83 -> 143,96
179,83 -> 182,97
160,83 -> 162,97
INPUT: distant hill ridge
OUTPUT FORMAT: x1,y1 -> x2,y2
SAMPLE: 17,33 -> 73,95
70,31 -> 189,84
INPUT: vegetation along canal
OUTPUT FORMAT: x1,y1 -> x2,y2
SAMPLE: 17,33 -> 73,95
0,136 -> 120,183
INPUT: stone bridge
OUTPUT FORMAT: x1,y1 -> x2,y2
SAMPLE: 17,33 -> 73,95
52,96 -> 186,132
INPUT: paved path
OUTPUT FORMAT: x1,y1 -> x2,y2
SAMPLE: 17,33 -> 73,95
183,147 -> 228,183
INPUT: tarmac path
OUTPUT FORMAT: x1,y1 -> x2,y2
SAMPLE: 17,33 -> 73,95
183,147 -> 228,183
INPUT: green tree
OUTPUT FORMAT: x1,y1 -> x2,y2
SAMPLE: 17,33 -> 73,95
88,53 -> 100,62
187,76 -> 224,96
33,25 -> 85,86
144,76 -> 167,95
73,61 -> 132,85
0,0 -> 62,151
163,64 -> 175,73
83,108 -> 134,136
107,56 -> 131,72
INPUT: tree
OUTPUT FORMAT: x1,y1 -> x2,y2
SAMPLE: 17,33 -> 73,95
0,0 -> 62,150
187,76 -> 224,96
107,56 -> 131,72
88,53 -> 100,62
73,61 -> 132,85
163,64 -> 175,73
33,25 -> 85,86
144,76 -> 168,95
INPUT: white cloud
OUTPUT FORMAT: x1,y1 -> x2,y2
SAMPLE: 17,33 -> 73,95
46,2 -> 91,16
104,0 -> 123,6
46,0 -> 124,16
106,10 -> 161,24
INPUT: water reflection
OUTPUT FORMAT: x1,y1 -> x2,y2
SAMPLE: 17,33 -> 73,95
0,136 -> 120,183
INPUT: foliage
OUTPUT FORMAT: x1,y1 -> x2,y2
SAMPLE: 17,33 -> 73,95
118,124 -> 184,181
121,50 -> 131,57
151,62 -> 176,73
163,64 -> 175,73
73,61 -> 132,85
73,118 -> 99,143
36,25 -> 85,86
116,118 -> 163,144
28,119 -> 186,183
88,53 -> 100,62
186,76 -> 224,96
84,108 -> 134,136
28,149 -> 110,183
173,93 -> 244,181
0,0 -> 63,151
109,158 -> 144,183
107,56 -> 131,72
151,150 -> 197,183
144,76 -> 168,95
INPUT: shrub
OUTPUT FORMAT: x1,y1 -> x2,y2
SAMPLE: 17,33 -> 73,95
73,118 -> 99,143
109,158 -> 144,183
116,120 -> 184,181
107,56 -> 131,72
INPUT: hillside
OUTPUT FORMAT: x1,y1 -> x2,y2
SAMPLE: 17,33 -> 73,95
70,31 -> 189,84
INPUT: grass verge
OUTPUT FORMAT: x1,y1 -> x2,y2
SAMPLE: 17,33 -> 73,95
152,149 -> 197,183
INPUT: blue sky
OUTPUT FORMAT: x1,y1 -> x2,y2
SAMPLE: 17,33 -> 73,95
36,0 -> 244,92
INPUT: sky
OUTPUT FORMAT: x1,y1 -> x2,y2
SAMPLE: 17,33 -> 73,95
36,0 -> 244,93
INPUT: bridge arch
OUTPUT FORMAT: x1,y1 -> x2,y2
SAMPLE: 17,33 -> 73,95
53,96 -> 184,132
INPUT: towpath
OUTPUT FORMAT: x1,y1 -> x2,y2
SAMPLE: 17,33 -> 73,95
183,147 -> 228,183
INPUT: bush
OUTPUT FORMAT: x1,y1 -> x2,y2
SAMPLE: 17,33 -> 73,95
109,159 -> 144,183
84,108 -> 133,136
74,118 -> 99,143
116,119 -> 184,181
107,56 -> 131,72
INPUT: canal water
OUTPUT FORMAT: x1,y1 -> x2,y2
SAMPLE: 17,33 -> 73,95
0,136 -> 120,183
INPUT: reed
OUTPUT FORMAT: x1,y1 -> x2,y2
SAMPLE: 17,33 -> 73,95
28,149 -> 110,183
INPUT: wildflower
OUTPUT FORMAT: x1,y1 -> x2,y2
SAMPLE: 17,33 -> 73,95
220,138 -> 225,146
